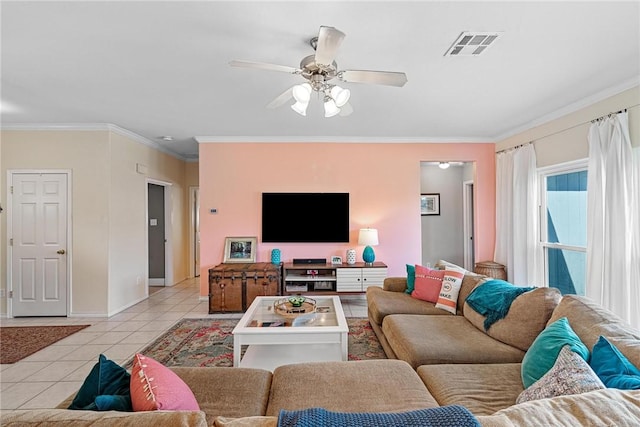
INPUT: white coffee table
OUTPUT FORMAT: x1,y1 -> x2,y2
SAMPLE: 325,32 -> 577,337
232,295 -> 348,371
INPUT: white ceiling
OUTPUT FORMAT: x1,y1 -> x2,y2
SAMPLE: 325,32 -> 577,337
1,1 -> 639,161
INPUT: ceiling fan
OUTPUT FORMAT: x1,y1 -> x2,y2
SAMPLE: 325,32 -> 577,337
229,26 -> 408,117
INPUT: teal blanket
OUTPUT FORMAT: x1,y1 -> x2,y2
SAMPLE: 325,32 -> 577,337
465,279 -> 535,331
278,406 -> 481,427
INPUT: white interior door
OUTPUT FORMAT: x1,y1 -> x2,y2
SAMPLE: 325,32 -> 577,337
10,172 -> 69,316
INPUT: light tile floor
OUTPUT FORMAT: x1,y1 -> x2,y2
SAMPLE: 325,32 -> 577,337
0,277 -> 367,412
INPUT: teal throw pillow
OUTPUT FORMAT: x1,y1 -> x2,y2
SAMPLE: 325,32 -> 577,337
521,317 -> 589,388
590,336 -> 640,390
95,394 -> 133,411
405,264 -> 416,294
69,354 -> 132,411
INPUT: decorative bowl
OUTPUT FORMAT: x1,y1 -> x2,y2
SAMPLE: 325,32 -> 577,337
288,296 -> 306,307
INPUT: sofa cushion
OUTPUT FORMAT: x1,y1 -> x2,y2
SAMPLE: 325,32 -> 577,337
214,416 -> 278,427
521,317 -> 589,388
417,363 -> 523,416
171,367 -> 272,425
548,295 -> 640,369
266,360 -> 438,416
590,336 -> 640,389
367,286 -> 451,327
131,354 -> 199,411
464,287 -> 561,351
411,265 -> 445,303
435,270 -> 465,314
382,315 -> 525,369
517,345 -> 604,404
476,388 -> 640,427
0,409 -> 208,426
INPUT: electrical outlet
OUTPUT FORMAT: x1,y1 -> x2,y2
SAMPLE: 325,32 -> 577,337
0,289 -> 5,298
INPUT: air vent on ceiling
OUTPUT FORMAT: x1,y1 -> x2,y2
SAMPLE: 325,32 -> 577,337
445,31 -> 503,56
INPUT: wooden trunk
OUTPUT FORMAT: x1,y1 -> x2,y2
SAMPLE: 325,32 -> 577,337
208,262 -> 281,313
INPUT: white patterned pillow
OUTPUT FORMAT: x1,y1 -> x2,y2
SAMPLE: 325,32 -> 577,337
435,270 -> 464,314
516,345 -> 605,404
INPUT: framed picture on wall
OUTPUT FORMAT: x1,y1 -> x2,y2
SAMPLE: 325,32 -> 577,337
420,193 -> 440,216
223,236 -> 257,263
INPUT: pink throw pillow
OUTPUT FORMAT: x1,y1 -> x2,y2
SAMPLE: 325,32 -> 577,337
411,265 -> 445,303
130,353 -> 200,411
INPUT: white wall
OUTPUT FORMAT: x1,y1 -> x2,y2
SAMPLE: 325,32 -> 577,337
420,163 -> 465,267
0,128 -> 191,316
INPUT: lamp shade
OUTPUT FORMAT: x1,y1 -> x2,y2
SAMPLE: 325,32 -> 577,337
291,100 -> 309,116
324,98 -> 340,118
358,228 -> 379,246
292,83 -> 312,103
330,86 -> 351,107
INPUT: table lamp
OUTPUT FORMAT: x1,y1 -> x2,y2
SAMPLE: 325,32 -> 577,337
358,228 -> 379,265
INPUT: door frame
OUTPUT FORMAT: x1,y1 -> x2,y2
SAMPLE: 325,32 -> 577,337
6,169 -> 73,318
462,180 -> 475,271
145,178 -> 173,287
188,186 -> 200,278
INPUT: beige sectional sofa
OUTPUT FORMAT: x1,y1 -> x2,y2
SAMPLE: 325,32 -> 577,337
3,265 -> 640,426
366,264 -> 640,421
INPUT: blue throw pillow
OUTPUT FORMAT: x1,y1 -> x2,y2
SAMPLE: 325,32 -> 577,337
69,354 -> 132,411
521,317 -> 589,388
405,264 -> 416,294
590,336 -> 640,390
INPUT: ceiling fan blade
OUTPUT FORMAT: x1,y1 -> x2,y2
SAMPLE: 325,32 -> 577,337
339,70 -> 408,87
339,102 -> 353,117
314,26 -> 346,66
266,87 -> 294,109
229,60 -> 299,74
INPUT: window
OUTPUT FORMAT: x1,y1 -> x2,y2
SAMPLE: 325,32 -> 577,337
538,160 -> 588,295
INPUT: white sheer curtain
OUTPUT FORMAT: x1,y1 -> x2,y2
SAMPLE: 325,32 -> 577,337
586,111 -> 639,328
494,144 -> 539,285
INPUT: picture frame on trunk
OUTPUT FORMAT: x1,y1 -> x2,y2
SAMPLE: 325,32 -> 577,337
223,236 -> 257,263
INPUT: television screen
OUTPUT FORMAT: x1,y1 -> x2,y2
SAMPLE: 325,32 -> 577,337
262,193 -> 349,243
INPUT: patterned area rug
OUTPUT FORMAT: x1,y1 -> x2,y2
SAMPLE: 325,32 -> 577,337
0,325 -> 90,364
135,318 -> 386,368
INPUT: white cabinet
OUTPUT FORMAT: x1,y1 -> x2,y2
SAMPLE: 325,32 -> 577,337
336,266 -> 387,292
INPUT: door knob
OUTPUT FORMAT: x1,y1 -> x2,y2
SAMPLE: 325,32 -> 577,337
57,249 -> 66,255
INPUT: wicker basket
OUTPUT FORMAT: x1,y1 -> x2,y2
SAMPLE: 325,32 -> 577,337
474,261 -> 507,280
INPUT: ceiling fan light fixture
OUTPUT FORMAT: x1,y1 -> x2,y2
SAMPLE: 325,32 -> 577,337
291,100 -> 309,116
324,97 -> 340,118
292,83 -> 312,103
330,86 -> 350,107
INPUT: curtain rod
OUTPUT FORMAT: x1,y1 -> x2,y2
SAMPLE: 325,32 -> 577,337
591,108 -> 627,123
496,141 -> 533,154
497,104 -> 638,154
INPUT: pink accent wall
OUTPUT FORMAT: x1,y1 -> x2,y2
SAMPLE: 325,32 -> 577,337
199,142 -> 496,297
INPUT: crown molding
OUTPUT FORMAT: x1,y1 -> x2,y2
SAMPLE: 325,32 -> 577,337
0,123 -> 188,161
493,78 -> 640,142
194,136 -> 493,144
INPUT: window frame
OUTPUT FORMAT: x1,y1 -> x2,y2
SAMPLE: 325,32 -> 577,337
537,159 -> 588,291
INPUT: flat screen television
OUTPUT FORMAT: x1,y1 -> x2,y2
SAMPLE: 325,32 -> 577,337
262,193 -> 350,243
